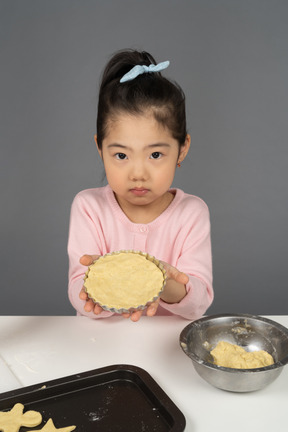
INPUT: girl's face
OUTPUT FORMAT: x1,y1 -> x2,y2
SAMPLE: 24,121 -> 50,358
97,112 -> 190,220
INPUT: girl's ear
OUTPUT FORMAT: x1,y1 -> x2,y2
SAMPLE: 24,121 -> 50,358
94,134 -> 103,159
178,134 -> 191,164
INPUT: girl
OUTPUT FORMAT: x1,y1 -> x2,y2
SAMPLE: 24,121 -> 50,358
68,49 -> 213,321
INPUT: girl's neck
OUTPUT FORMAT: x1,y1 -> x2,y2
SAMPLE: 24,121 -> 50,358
114,191 -> 175,224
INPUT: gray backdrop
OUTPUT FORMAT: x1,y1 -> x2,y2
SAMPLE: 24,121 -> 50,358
1,0 -> 287,316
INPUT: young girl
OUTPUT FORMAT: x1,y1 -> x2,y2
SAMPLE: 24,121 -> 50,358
68,49 -> 213,321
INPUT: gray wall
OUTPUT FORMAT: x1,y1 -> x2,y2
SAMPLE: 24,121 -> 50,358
1,0 -> 287,316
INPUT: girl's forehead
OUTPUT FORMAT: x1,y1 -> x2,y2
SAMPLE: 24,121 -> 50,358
105,112 -> 173,140
110,111 -> 157,126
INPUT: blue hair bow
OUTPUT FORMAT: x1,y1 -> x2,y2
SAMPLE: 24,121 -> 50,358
120,60 -> 170,83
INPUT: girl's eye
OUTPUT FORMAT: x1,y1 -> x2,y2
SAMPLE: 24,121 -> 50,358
150,152 -> 162,159
115,153 -> 127,160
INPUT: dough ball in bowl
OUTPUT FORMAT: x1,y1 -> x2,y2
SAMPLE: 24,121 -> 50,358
180,313 -> 288,392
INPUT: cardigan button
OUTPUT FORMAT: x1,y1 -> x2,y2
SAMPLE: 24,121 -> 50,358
139,226 -> 148,233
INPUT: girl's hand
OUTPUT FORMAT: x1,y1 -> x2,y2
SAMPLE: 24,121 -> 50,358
123,261 -> 189,319
123,262 -> 189,319
121,299 -> 160,322
161,261 -> 189,284
159,261 -> 189,304
79,254 -> 104,315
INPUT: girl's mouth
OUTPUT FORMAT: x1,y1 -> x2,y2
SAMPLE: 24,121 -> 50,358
130,188 -> 149,196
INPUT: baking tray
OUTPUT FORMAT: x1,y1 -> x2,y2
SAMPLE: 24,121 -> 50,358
0,364 -> 186,431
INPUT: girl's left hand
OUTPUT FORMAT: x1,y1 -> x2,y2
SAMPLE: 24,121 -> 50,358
123,261 -> 189,321
158,261 -> 189,304
160,261 -> 189,285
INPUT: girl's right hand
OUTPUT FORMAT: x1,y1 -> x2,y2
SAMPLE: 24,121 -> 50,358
79,254 -> 105,315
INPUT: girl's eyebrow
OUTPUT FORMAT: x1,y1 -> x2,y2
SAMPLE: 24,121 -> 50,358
107,143 -> 128,149
107,143 -> 171,149
147,143 -> 171,148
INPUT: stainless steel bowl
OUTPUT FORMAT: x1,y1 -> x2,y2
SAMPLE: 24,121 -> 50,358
180,313 -> 288,392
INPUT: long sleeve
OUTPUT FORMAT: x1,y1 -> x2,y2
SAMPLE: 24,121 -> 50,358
67,190 -> 114,318
157,200 -> 213,320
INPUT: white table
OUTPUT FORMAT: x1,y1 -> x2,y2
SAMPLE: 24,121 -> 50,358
0,315 -> 287,431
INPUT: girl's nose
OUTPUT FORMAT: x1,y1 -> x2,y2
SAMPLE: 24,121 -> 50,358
129,161 -> 148,181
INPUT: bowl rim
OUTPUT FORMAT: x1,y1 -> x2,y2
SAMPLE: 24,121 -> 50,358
180,313 -> 288,372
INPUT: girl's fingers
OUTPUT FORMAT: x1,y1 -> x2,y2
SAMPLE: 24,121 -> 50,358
161,261 -> 189,285
84,298 -> 95,312
174,271 -> 189,285
80,254 -> 100,266
130,310 -> 143,322
79,287 -> 88,300
93,303 -> 104,315
122,299 -> 159,321
83,298 -> 103,315
146,299 -> 160,317
79,255 -> 103,314
79,255 -> 102,313
122,310 -> 143,321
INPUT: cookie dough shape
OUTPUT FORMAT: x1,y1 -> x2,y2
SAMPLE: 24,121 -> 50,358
211,341 -> 274,369
27,418 -> 76,432
0,403 -> 42,432
84,252 -> 165,311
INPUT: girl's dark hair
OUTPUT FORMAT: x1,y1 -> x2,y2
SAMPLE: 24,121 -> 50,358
96,49 -> 187,149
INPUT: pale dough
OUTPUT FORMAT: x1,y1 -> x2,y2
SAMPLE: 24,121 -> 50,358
27,418 -> 76,432
84,252 -> 164,310
0,403 -> 42,432
210,341 -> 274,369
0,405 -> 75,432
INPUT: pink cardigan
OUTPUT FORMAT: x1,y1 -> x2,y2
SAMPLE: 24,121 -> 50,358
67,185 -> 213,320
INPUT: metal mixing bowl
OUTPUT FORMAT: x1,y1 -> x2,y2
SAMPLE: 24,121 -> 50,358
180,313 -> 288,392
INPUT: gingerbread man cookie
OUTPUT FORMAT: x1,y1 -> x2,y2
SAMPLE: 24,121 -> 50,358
0,402 -> 42,432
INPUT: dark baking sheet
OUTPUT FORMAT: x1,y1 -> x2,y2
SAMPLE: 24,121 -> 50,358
0,364 -> 185,431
